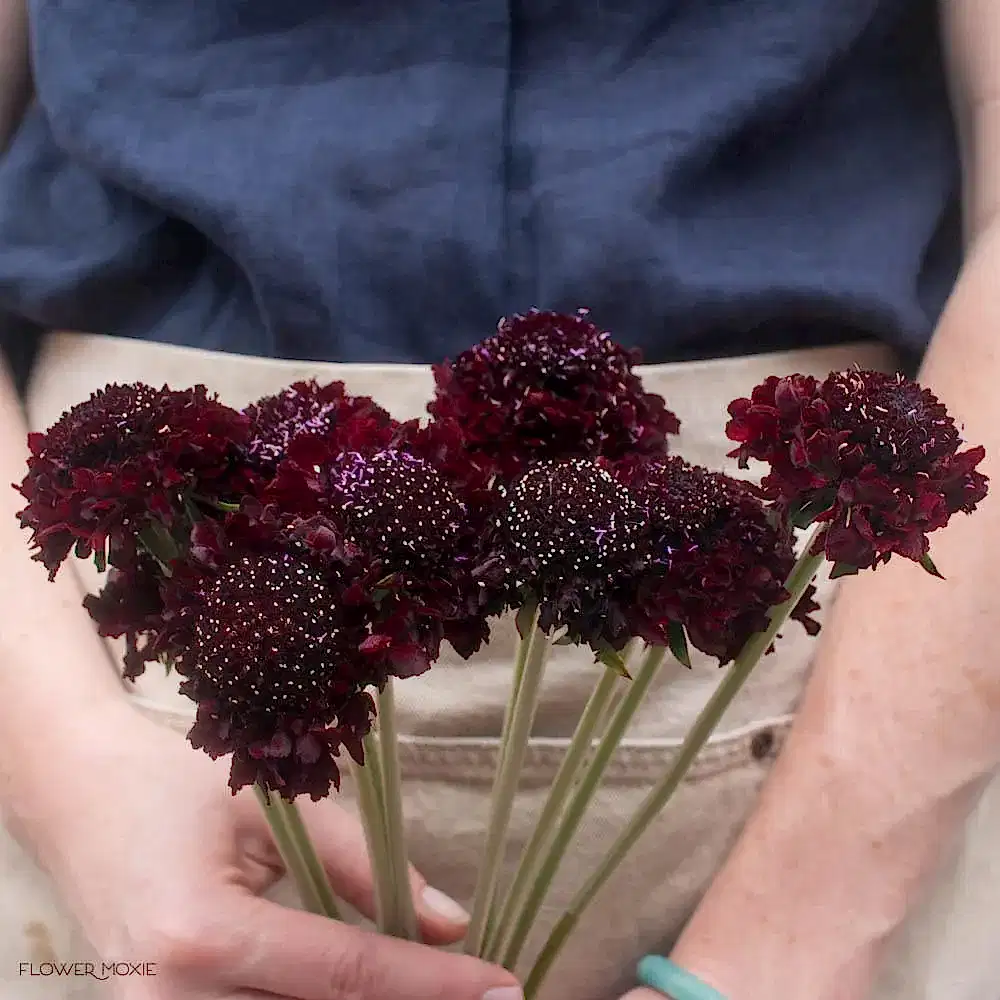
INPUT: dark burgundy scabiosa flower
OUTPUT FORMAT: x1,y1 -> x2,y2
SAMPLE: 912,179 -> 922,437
167,540 -> 379,800
616,457 -> 820,663
428,309 -> 680,480
83,552 -> 168,680
15,383 -> 250,578
243,380 -> 394,477
404,416 -> 499,519
261,412 -> 408,522
269,415 -> 502,660
326,445 -> 500,661
489,458 -> 648,651
726,369 -> 989,572
331,449 -> 467,570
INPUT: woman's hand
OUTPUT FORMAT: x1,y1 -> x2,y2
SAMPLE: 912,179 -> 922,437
27,700 -> 521,1000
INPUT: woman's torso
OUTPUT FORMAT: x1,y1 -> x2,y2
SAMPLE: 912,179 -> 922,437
0,0 -> 959,371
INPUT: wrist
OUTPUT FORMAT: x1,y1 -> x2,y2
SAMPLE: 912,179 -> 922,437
667,918 -> 878,1000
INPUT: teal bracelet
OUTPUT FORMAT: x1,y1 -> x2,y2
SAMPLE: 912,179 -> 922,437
636,956 -> 729,1000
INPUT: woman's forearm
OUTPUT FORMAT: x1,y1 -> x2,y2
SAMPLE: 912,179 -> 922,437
668,223 -> 1000,1000
0,357 -> 130,852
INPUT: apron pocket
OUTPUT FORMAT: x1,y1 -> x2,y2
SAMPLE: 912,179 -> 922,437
385,722 -> 790,1000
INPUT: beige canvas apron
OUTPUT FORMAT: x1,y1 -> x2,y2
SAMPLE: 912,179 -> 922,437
2,332 -> 1000,1000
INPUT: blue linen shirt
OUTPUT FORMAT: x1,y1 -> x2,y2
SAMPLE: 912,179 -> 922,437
0,0 -> 961,382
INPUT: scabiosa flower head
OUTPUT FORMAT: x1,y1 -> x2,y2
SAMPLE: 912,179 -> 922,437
726,369 -> 989,572
167,538 -> 379,800
16,383 -> 250,578
243,380 -> 394,476
404,416 -> 499,514
83,552 -> 167,680
490,458 -> 648,650
331,449 -> 467,570
261,409 -> 408,522
428,309 -> 680,480
268,418 -> 501,659
617,457 -> 819,663
327,445 -> 501,660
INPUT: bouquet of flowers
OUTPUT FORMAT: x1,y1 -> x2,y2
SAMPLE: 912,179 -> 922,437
14,310 -> 988,997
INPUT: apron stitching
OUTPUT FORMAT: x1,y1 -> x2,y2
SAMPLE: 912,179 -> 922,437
127,697 -> 790,784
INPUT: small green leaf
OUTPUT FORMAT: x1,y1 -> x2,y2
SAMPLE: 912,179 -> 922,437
371,588 -> 391,603
597,647 -> 632,679
375,573 -> 399,588
788,505 -> 813,530
139,522 -> 182,568
93,546 -> 107,573
215,501 -> 241,513
667,621 -> 691,668
829,562 -> 860,580
515,600 -> 538,640
789,491 -> 836,530
919,552 -> 945,579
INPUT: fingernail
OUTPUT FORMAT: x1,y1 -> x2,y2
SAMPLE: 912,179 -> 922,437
420,885 -> 470,924
482,989 -> 524,1000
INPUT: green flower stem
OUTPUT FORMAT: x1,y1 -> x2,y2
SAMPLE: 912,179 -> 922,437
282,797 -> 343,920
522,538 -> 825,998
589,639 -> 641,760
254,784 -> 340,919
377,679 -> 420,940
501,643 -> 667,970
364,727 -> 388,833
483,664 -> 622,961
352,739 -> 393,933
497,600 -> 539,773
465,615 -> 550,956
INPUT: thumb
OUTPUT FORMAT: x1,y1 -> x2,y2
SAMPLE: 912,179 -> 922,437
226,894 -> 522,1000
